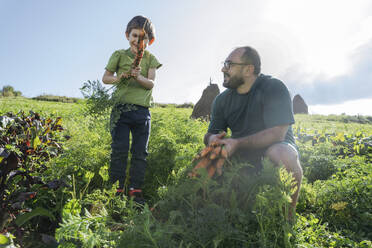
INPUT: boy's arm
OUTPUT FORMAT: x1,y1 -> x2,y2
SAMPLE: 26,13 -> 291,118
102,70 -> 118,84
103,67 -> 156,89
102,70 -> 130,84
132,67 -> 155,90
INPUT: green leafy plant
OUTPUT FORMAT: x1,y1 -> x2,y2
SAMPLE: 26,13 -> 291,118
80,80 -> 113,116
117,160 -> 296,248
1,98 -> 372,246
313,159 -> 372,241
0,110 -> 68,246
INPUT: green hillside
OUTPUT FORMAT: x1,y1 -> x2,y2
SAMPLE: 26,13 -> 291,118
0,98 -> 371,247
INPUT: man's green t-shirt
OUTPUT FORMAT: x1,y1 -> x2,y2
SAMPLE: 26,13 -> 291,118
105,48 -> 162,107
208,74 -> 296,149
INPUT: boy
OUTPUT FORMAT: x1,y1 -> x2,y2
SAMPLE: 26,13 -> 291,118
102,15 -> 162,204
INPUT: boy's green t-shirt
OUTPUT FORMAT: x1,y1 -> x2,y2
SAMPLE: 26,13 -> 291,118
105,48 -> 162,107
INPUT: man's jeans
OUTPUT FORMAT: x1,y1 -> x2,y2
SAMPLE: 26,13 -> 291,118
109,104 -> 151,189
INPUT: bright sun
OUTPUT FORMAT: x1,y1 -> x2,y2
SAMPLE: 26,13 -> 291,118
264,0 -> 371,79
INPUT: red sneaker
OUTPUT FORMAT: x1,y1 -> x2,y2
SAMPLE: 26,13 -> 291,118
116,188 -> 125,196
128,188 -> 145,205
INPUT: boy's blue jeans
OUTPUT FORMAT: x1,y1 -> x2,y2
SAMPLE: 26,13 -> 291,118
109,104 -> 151,189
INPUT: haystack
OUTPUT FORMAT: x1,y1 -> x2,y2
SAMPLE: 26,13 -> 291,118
293,94 -> 308,114
191,82 -> 220,120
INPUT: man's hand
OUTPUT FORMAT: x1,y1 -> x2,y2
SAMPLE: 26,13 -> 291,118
215,138 -> 239,157
207,131 -> 227,146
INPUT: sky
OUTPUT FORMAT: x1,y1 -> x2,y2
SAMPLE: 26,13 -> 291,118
1,0 -> 372,116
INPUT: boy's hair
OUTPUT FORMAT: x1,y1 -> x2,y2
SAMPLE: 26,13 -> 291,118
240,46 -> 261,75
126,15 -> 156,45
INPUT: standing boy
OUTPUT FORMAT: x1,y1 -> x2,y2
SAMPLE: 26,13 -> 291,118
102,16 -> 162,204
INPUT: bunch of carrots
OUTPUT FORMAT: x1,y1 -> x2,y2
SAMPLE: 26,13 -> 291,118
131,30 -> 146,69
189,142 -> 228,178
123,25 -> 146,79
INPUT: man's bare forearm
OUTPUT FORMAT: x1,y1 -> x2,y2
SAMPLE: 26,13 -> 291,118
236,125 -> 288,150
208,126 -> 288,157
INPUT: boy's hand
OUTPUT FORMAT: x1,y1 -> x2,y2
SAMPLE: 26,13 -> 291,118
118,72 -> 130,80
131,67 -> 141,79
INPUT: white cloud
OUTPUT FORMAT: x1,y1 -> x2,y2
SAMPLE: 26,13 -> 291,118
310,98 -> 372,116
285,39 -> 372,107
352,15 -> 372,49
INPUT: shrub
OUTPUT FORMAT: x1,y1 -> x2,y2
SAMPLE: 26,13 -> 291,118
294,214 -> 372,247
32,95 -> 80,103
123,160 -> 296,248
144,108 -> 207,201
313,159 -> 372,241
298,142 -> 338,182
0,85 -> 22,97
56,160 -> 297,248
152,102 -> 195,108
0,111 -> 67,245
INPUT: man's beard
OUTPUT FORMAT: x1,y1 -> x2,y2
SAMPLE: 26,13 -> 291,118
223,73 -> 244,89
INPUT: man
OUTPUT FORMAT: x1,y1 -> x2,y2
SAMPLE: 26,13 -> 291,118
204,46 -> 303,213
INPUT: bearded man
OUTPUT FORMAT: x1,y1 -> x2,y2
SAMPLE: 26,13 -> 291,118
204,46 -> 303,214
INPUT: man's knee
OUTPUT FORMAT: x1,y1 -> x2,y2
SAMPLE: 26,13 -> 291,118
265,143 -> 301,173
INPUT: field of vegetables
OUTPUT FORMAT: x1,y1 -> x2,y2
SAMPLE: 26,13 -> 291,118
0,97 -> 371,247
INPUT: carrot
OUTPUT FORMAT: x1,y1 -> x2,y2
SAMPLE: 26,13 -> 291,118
200,146 -> 213,157
209,153 -> 216,160
210,141 -> 218,147
190,157 -> 211,177
122,21 -> 147,79
207,163 -> 216,178
191,154 -> 201,162
221,146 -> 228,158
194,157 -> 210,170
215,157 -> 225,176
209,145 -> 222,160
131,30 -> 146,69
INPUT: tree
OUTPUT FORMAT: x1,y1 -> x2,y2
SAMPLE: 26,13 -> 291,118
1,85 -> 22,97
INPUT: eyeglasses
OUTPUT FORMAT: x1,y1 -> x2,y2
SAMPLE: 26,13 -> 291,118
222,61 -> 251,70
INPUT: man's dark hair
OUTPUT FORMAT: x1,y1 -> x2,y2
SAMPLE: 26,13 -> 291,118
126,15 -> 156,45
240,46 -> 261,75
